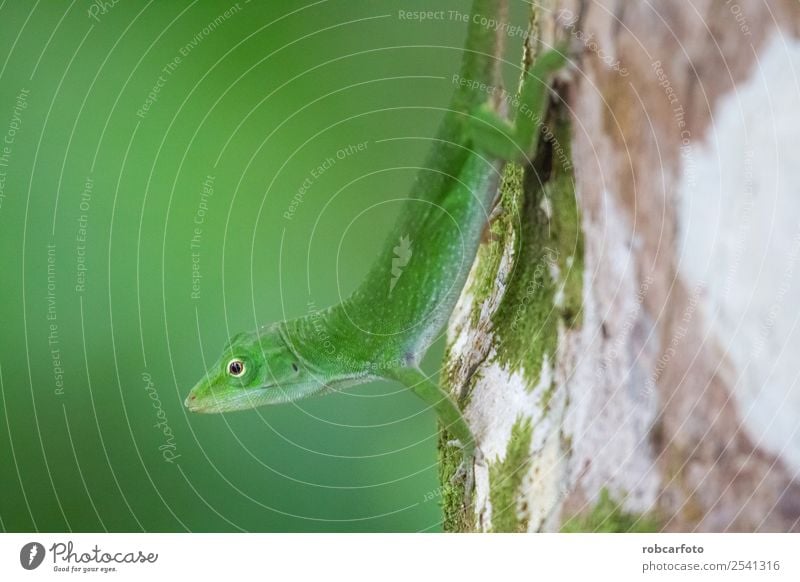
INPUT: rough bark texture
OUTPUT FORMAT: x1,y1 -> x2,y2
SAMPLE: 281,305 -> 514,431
441,0 -> 800,532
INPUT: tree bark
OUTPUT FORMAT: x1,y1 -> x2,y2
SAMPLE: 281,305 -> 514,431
440,0 -> 800,532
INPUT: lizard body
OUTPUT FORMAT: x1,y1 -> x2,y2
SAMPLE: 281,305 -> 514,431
186,0 -> 566,477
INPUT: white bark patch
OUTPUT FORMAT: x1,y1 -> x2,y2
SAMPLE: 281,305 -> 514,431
465,358 -> 552,462
677,33 -> 800,474
520,426 -> 567,531
557,191 -> 662,515
464,356 -> 564,531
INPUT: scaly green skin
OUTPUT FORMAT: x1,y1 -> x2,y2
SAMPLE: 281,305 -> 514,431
185,0 -> 566,491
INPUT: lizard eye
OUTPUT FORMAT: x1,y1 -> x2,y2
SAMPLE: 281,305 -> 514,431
227,359 -> 246,377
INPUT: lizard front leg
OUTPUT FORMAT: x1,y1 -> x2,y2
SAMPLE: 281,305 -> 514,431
468,48 -> 568,162
384,366 -> 483,508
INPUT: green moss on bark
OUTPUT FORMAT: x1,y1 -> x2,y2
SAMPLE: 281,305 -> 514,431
438,428 -> 476,532
466,164 -> 523,326
489,417 -> 534,532
561,488 -> 660,532
488,106 -> 584,387
439,41 -> 583,528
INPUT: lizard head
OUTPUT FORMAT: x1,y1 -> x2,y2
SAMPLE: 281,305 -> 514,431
184,324 -> 328,413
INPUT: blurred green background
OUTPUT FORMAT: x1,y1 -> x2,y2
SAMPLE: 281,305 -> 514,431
0,0 -> 527,532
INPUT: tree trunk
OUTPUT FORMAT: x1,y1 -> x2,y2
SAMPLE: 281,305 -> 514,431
440,0 -> 800,532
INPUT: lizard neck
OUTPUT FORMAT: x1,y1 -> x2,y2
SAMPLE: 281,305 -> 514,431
279,305 -> 408,380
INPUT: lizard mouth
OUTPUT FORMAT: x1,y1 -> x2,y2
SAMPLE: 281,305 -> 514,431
184,378 -> 321,413
184,387 -> 276,414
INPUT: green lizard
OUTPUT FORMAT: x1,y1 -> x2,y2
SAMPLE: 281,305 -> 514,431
185,0 -> 565,491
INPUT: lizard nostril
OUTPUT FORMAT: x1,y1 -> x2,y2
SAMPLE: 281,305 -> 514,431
189,394 -> 196,400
